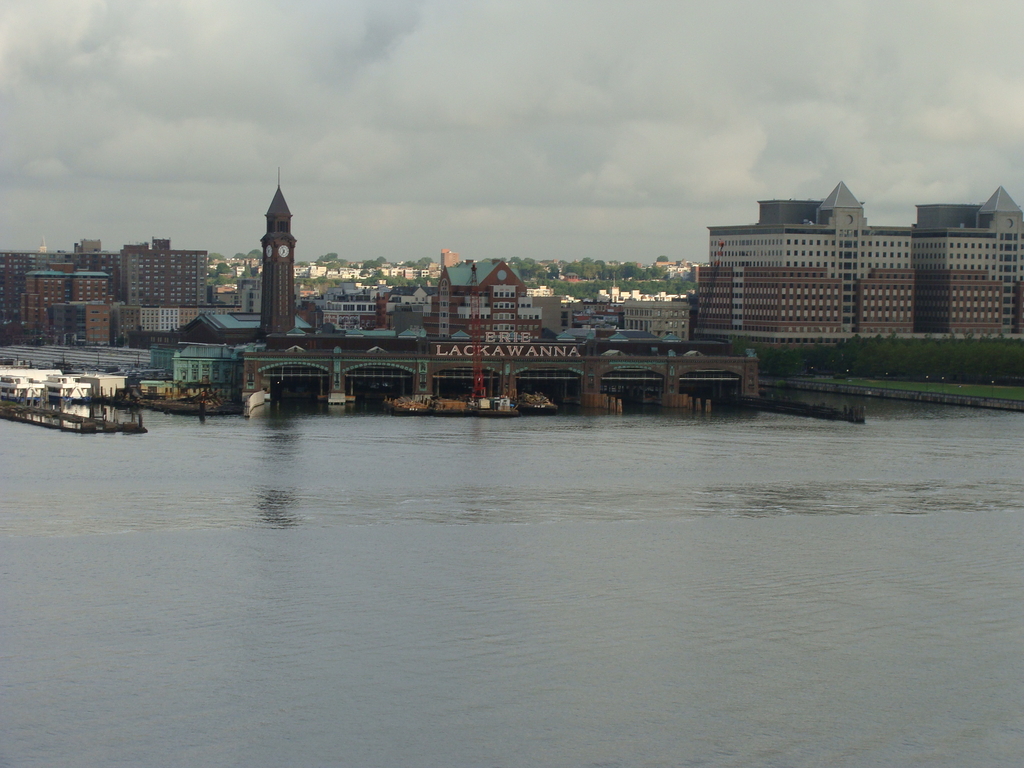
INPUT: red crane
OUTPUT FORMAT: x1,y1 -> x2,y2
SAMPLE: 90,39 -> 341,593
694,240 -> 724,339
468,263 -> 487,400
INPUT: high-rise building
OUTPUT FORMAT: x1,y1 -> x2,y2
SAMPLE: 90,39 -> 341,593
441,249 -> 461,268
910,188 -> 1020,334
0,250 -> 60,322
120,238 -> 207,306
20,268 -> 112,335
701,182 -> 1021,343
70,240 -> 123,301
260,186 -> 296,335
236,278 -> 262,314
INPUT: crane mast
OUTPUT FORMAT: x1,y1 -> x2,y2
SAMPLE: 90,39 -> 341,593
695,240 -> 724,340
468,263 -> 487,400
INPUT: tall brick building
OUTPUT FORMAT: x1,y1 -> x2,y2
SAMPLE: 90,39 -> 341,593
0,250 -> 55,322
69,240 -> 123,301
20,267 -> 112,335
120,238 -> 207,306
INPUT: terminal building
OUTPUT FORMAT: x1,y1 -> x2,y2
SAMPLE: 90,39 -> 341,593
702,182 -> 1023,343
231,185 -> 758,408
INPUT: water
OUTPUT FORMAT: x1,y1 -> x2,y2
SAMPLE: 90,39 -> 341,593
3,401 -> 1024,766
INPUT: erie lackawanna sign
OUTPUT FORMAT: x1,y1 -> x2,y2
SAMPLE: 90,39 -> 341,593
433,343 -> 582,358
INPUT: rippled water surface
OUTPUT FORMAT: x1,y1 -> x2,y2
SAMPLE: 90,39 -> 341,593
3,400 -> 1024,766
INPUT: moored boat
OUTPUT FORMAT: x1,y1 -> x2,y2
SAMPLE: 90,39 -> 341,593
516,392 -> 557,415
472,396 -> 520,417
385,395 -> 434,415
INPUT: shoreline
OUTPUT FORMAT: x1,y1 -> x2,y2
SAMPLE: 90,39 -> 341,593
762,376 -> 1024,412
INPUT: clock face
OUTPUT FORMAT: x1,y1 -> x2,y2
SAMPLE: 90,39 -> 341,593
265,245 -> 273,257
278,245 -> 289,258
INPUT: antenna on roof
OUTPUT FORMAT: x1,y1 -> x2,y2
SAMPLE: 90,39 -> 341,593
277,167 -> 281,187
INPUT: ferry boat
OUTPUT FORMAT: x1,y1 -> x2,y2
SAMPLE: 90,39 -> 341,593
0,368 -> 64,406
0,374 -> 48,405
45,376 -> 93,404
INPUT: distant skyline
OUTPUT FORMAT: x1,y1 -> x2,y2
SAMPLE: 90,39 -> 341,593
5,1 -> 1024,263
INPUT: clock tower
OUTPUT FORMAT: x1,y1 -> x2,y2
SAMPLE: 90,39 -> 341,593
260,185 -> 297,335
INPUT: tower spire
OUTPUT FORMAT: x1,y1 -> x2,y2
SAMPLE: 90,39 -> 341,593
260,183 -> 296,335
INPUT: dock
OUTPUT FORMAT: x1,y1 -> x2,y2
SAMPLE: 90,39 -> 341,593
728,396 -> 865,423
0,402 -> 147,433
762,376 -> 1024,413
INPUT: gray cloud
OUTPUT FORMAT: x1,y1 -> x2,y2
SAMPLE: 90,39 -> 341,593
5,0 -> 1024,262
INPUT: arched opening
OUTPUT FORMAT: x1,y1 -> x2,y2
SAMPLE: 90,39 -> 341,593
344,365 -> 415,401
432,367 -> 500,398
514,368 -> 582,404
677,369 -> 742,401
601,368 -> 664,404
264,364 -> 330,402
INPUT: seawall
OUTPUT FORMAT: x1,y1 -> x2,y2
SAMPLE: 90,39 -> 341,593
762,377 -> 1024,412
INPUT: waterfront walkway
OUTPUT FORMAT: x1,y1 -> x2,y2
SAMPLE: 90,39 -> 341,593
763,376 -> 1024,412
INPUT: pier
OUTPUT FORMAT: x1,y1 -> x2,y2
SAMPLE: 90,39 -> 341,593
728,395 -> 865,423
763,376 -> 1024,413
0,402 -> 147,433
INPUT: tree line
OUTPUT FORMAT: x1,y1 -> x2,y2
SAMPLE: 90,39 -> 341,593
737,335 -> 1024,383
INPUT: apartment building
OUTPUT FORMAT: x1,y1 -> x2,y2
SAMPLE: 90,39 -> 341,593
69,240 -> 123,300
121,238 -> 207,306
51,302 -> 112,345
20,268 -> 112,334
0,250 -> 58,321
621,299 -> 691,338
113,304 -> 237,335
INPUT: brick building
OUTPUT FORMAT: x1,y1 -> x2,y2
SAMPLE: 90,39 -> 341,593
425,259 -> 542,339
69,240 -> 123,301
121,238 -> 207,306
20,268 -> 112,335
854,268 -> 916,335
51,302 -> 112,345
0,250 -> 55,322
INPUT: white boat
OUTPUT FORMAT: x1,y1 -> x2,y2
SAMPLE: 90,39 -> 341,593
45,375 -> 93,404
0,368 -> 60,405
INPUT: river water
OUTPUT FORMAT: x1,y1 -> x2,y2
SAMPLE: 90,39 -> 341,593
2,399 -> 1023,767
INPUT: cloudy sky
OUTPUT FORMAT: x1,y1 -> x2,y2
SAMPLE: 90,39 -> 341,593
4,0 -> 1024,263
